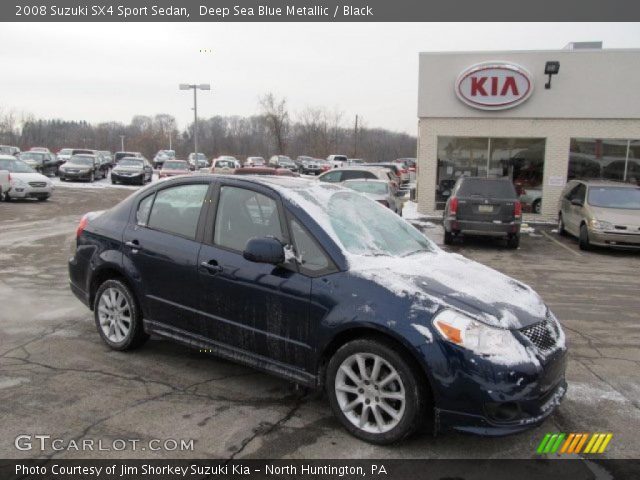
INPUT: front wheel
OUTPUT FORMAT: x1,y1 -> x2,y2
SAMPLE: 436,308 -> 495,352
327,338 -> 427,444
579,224 -> 591,251
558,213 -> 566,236
94,279 -> 148,351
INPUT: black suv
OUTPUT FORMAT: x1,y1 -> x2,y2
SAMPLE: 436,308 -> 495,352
443,177 -> 522,248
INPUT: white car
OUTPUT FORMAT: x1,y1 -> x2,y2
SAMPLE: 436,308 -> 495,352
0,155 -> 54,201
327,154 -> 348,168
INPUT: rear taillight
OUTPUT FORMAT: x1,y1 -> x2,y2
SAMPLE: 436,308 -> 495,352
449,197 -> 458,216
76,214 -> 89,238
377,200 -> 389,208
514,200 -> 522,218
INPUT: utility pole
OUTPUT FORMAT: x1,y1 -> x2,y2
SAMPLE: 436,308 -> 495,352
353,114 -> 359,158
119,135 -> 125,151
180,83 -> 211,167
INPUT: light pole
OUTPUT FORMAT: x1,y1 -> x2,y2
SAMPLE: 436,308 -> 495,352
119,135 -> 125,151
179,83 -> 210,168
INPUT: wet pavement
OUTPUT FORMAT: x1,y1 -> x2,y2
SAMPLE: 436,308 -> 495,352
1,186 -> 639,459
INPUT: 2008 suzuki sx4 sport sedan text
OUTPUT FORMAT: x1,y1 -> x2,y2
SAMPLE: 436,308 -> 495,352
68,175 -> 567,444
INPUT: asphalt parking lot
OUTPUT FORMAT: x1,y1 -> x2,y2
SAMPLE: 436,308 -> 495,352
1,184 -> 639,460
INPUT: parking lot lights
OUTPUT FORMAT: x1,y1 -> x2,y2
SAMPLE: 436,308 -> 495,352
179,84 -> 211,165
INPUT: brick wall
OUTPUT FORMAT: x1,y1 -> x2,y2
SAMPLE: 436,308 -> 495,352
416,118 -> 640,221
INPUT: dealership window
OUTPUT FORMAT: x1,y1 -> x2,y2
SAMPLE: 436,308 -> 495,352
436,137 -> 545,212
568,138 -> 640,185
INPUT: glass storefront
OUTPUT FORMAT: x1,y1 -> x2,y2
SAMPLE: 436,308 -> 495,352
568,138 -> 640,185
436,137 -> 545,212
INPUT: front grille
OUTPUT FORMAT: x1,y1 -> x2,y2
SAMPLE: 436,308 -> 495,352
520,320 -> 558,352
29,182 -> 46,188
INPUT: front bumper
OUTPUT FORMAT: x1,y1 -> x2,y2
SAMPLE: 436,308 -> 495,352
446,218 -> 521,236
60,170 -> 92,180
112,172 -> 143,183
8,185 -> 53,199
589,229 -> 640,248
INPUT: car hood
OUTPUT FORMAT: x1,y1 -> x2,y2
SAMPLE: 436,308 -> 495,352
588,205 -> 640,226
349,250 -> 548,329
12,172 -> 51,183
63,163 -> 92,169
114,166 -> 143,173
162,169 -> 188,174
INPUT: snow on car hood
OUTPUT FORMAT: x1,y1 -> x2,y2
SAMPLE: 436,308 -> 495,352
12,172 -> 52,183
347,250 -> 548,329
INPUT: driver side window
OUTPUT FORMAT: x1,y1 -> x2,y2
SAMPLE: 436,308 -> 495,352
214,186 -> 284,251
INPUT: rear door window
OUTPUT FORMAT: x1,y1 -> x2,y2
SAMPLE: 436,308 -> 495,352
341,170 -> 375,181
458,179 -> 517,198
319,171 -> 342,183
147,184 -> 209,239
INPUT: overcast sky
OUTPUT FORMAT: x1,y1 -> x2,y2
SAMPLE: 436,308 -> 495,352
2,22 -> 639,134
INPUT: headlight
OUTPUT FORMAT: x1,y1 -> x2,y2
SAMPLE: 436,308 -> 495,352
432,309 -> 528,360
589,219 -> 614,230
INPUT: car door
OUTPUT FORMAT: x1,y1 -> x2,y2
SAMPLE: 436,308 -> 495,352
565,183 -> 587,235
122,181 -> 212,334
197,182 -> 314,371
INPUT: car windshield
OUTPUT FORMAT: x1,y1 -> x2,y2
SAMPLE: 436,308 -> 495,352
20,152 -> 44,160
458,179 -> 517,198
0,158 -> 34,173
215,160 -> 235,168
118,159 -> 143,167
588,186 -> 640,209
346,181 -> 389,195
69,156 -> 94,166
285,186 -> 434,257
163,161 -> 187,169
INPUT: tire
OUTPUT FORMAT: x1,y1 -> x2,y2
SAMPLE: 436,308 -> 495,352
93,279 -> 149,351
111,178 -> 117,184
579,224 -> 591,251
60,177 -> 66,182
326,338 -> 427,445
443,229 -> 453,245
37,196 -> 49,202
507,234 -> 520,249
557,213 -> 566,236
532,199 -> 541,214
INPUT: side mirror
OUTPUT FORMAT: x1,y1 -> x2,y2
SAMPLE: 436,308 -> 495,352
570,198 -> 583,207
243,237 -> 285,265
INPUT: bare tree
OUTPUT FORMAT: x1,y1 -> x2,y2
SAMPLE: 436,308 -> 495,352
259,93 -> 289,154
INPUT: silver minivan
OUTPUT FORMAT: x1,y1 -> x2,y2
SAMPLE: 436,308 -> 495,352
558,180 -> 640,250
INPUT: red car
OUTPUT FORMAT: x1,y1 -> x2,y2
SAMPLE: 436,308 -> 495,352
159,160 -> 190,178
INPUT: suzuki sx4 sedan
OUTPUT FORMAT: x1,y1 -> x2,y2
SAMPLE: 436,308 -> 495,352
68,175 -> 567,444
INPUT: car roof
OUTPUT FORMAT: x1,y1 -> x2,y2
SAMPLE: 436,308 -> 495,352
343,178 -> 387,183
576,179 -> 638,188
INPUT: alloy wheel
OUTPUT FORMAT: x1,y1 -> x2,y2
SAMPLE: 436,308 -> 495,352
97,287 -> 132,343
335,353 -> 406,434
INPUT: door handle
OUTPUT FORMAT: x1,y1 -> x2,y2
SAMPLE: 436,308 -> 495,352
125,240 -> 141,253
200,261 -> 223,274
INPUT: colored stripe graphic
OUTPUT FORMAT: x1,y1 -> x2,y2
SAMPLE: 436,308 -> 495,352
538,433 -> 612,455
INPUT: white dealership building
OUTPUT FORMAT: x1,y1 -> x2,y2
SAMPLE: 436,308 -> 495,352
416,43 -> 640,220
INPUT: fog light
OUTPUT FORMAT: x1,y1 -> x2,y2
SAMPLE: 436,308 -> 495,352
485,401 -> 521,422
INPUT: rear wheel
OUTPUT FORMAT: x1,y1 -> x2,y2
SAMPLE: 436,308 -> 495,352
443,229 -> 454,245
94,279 -> 148,351
327,338 -> 426,445
579,224 -> 591,251
533,199 -> 541,214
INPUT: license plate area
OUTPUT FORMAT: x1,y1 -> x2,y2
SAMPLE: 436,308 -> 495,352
478,205 -> 494,213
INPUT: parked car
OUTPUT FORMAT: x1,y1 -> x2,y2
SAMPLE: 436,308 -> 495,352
29,147 -> 51,153
0,145 -> 20,156
327,154 -> 348,168
188,153 -> 209,170
98,151 -> 114,170
517,185 -> 542,214
343,179 -> 402,215
268,155 -> 297,172
245,156 -> 265,167
233,167 -> 299,177
159,160 -> 190,178
0,155 -> 54,201
71,148 -> 97,156
558,180 -> 640,250
18,151 -> 59,176
111,157 -> 153,185
114,151 -> 143,164
68,175 -> 567,444
443,177 -> 522,248
366,162 -> 410,186
210,158 -> 237,175
59,154 -> 104,182
298,156 -> 323,175
317,166 -> 395,185
57,148 -> 73,164
0,168 -> 10,200
153,149 -> 176,168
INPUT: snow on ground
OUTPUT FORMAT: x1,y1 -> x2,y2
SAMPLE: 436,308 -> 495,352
402,201 -> 436,228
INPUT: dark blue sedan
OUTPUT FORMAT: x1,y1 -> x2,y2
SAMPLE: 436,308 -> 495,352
68,174 -> 567,444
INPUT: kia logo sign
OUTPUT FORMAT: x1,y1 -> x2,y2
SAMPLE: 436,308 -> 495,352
456,62 -> 533,110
